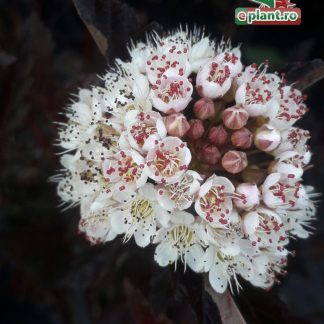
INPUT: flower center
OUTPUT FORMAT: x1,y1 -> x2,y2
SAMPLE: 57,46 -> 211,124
207,63 -> 230,85
159,81 -> 185,103
96,124 -> 120,149
287,128 -> 310,148
270,182 -> 301,207
130,114 -> 156,146
165,174 -> 192,203
116,156 -> 141,183
169,225 -> 193,247
130,199 -> 154,219
154,149 -> 182,176
245,83 -> 272,105
200,186 -> 225,212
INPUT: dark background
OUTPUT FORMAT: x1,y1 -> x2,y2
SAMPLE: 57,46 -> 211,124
1,0 -> 324,323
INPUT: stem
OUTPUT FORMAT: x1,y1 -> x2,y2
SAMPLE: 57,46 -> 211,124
204,275 -> 246,324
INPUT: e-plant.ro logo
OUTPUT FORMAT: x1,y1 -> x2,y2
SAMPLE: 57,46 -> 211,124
235,0 -> 301,25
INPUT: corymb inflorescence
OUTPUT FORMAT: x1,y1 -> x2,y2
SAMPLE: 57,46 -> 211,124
54,27 -> 318,294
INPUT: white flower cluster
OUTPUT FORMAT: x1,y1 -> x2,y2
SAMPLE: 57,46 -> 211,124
54,28 -> 317,294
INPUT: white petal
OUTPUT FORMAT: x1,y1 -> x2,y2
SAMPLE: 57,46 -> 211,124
243,211 -> 260,235
111,211 -> 129,234
171,211 -> 195,225
156,208 -> 170,227
209,264 -> 228,293
154,243 -> 178,267
134,227 -> 152,247
186,243 -> 205,272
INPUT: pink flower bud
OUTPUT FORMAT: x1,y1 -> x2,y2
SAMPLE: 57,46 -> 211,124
234,183 -> 260,210
231,127 -> 253,149
222,150 -> 248,174
193,98 -> 215,120
187,119 -> 205,140
222,105 -> 249,130
198,144 -> 221,165
254,124 -> 281,152
208,125 -> 228,146
164,113 -> 190,138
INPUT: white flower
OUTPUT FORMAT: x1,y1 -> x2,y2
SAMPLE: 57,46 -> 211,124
102,149 -> 148,197
242,207 -> 288,248
149,69 -> 193,114
110,183 -> 170,247
189,37 -> 215,73
235,76 -> 279,117
196,52 -> 241,99
273,127 -> 310,156
234,183 -> 260,210
145,42 -> 190,84
270,151 -> 310,183
128,42 -> 152,73
157,170 -> 202,211
58,88 -> 105,150
248,249 -> 288,289
145,136 -> 191,183
54,27 -> 317,296
268,86 -> 308,130
204,241 -> 254,293
195,175 -> 235,227
261,173 -> 308,210
79,197 -> 117,244
123,110 -> 167,152
56,153 -> 112,208
102,69 -> 152,119
278,186 -> 318,238
154,211 -> 205,272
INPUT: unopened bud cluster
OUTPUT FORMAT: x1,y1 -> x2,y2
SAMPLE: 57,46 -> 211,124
54,27 -> 317,295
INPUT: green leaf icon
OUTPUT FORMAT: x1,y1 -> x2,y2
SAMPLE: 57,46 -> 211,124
249,0 -> 276,8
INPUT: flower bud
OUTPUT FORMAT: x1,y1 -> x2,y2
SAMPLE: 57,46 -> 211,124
164,113 -> 190,138
187,119 -> 205,140
208,125 -> 228,146
198,144 -> 221,165
193,98 -> 215,120
222,150 -> 248,174
254,124 -> 281,152
231,127 -> 253,149
222,105 -> 249,130
234,183 -> 260,210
